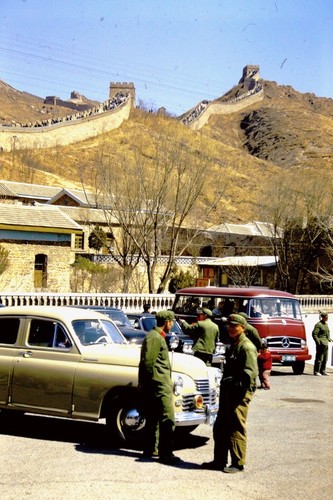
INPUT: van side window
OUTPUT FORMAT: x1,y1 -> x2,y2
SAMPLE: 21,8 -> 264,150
0,317 -> 20,344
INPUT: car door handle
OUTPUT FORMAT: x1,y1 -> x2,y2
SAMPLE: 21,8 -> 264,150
22,351 -> 33,358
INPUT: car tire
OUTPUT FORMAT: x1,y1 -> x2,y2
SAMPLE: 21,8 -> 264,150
292,361 -> 305,375
106,393 -> 146,446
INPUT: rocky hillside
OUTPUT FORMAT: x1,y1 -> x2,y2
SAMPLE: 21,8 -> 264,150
0,80 -> 98,125
0,77 -> 332,223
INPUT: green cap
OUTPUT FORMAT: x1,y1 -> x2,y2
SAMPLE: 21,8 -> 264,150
238,312 -> 249,319
227,314 -> 247,327
320,311 -> 328,317
156,310 -> 175,322
196,307 -> 213,317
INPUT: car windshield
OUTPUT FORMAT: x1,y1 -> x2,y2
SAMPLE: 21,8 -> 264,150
72,319 -> 127,345
104,310 -> 132,328
140,316 -> 182,334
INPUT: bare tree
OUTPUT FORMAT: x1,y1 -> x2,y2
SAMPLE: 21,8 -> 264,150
258,169 -> 333,293
95,129 -> 225,293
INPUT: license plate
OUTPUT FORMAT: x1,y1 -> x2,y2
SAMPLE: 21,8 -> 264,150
282,355 -> 296,362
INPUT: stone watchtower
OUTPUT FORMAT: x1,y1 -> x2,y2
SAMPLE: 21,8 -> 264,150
239,65 -> 260,83
109,82 -> 136,108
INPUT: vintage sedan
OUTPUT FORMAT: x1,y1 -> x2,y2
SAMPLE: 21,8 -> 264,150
0,306 -> 220,445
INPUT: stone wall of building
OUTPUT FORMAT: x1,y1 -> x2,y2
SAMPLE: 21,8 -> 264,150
0,242 -> 75,292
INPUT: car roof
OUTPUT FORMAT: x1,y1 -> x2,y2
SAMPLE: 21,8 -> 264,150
0,306 -> 115,322
175,287 -> 296,299
77,306 -> 121,312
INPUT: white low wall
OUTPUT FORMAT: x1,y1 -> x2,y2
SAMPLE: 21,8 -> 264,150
303,313 -> 333,369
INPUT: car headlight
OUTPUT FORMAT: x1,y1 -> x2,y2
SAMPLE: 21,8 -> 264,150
182,342 -> 193,355
301,339 -> 307,348
169,334 -> 180,351
173,376 -> 184,396
215,342 -> 226,355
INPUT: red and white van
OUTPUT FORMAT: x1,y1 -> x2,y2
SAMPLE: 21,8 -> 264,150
172,287 -> 311,374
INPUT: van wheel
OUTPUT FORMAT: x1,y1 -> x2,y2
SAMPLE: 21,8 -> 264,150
106,394 -> 146,446
292,361 -> 305,375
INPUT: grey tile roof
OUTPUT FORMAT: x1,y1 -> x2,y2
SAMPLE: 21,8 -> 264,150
206,221 -> 277,237
48,188 -> 104,207
0,180 -> 62,200
0,203 -> 82,231
58,206 -> 117,224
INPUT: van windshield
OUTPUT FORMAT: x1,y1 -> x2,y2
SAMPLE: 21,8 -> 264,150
248,298 -> 302,319
173,295 -> 302,320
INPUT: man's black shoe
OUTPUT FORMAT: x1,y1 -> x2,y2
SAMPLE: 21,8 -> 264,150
159,454 -> 181,465
201,460 -> 225,471
223,465 -> 244,474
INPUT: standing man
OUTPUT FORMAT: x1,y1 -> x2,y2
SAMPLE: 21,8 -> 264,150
312,311 -> 332,376
138,310 -> 180,464
179,308 -> 219,365
239,312 -> 262,351
202,314 -> 258,473
142,303 -> 152,315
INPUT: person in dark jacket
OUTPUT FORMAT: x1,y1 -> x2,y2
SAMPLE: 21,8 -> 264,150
202,314 -> 258,473
312,311 -> 332,376
179,308 -> 219,365
138,310 -> 180,464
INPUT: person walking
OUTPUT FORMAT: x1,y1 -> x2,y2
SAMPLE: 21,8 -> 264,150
202,313 -> 258,473
312,311 -> 332,376
138,310 -> 180,464
179,308 -> 219,365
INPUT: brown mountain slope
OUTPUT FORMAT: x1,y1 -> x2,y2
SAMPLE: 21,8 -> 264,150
0,78 -> 332,223
0,80 -> 99,124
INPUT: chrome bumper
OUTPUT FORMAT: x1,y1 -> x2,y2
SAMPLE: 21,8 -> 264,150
175,403 -> 219,427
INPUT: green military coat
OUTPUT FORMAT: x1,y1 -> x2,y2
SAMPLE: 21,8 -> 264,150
312,321 -> 332,346
245,323 -> 262,351
138,326 -> 172,390
181,318 -> 219,354
222,333 -> 258,394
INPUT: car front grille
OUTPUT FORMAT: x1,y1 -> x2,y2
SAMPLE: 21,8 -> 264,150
182,378 -> 217,411
266,336 -> 302,349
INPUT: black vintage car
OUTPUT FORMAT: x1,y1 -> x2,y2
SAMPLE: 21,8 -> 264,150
76,307 -> 193,354
75,306 -> 146,346
126,313 -> 194,355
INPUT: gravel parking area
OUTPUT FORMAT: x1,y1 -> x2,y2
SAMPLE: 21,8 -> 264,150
1,363 -> 332,500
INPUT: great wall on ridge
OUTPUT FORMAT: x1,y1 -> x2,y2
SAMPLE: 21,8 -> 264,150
0,65 -> 264,152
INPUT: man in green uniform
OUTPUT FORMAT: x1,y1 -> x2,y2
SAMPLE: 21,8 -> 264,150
179,308 -> 219,365
202,313 -> 258,473
138,310 -> 180,464
239,312 -> 262,351
312,311 -> 332,376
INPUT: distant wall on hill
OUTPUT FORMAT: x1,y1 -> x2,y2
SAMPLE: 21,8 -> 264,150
0,96 -> 132,152
187,89 -> 264,130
